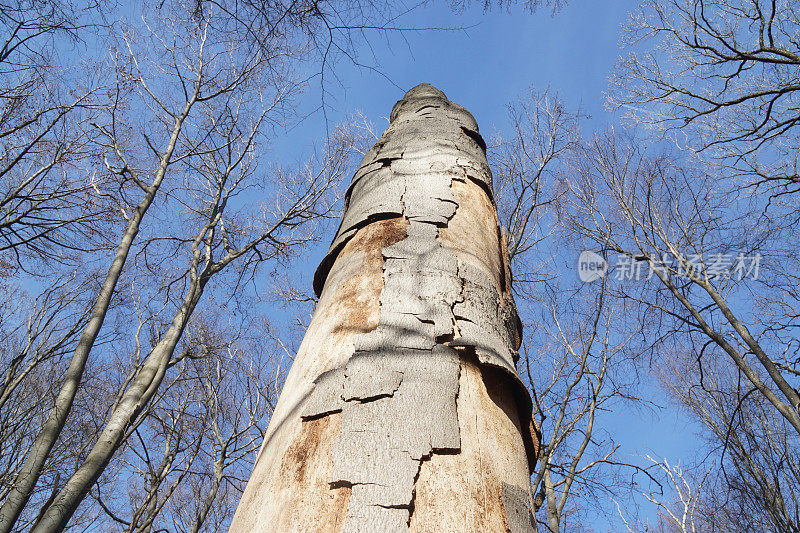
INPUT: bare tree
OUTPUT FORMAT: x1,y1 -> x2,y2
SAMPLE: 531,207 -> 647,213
493,89 -> 649,531
659,348 -> 800,532
615,455 -> 708,533
560,128 -> 800,531
232,83 -> 539,533
610,0 -> 800,201
524,279 -> 640,532
600,3 -> 800,530
0,0 -> 114,267
87,316 -> 278,532
492,87 -> 581,272
3,0 -> 554,530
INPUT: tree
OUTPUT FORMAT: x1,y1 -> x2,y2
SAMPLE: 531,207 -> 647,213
658,347 -> 800,532
0,0 -> 112,267
232,83 -> 539,532
615,455 -> 708,533
524,279 -> 636,532
492,89 -> 652,532
88,317 -> 278,532
560,128 -> 800,531
603,3 -> 800,525
3,1 -> 563,530
610,0 -> 800,203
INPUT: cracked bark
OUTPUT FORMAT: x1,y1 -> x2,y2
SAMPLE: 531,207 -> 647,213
231,84 -> 538,532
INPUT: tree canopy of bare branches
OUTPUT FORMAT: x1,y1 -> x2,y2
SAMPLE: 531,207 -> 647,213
0,1 -> 384,531
611,0 -> 800,199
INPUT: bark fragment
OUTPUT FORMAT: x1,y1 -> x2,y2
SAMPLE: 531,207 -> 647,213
502,482 -> 537,533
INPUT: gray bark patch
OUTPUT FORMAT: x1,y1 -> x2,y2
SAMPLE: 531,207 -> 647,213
342,352 -> 404,402
502,482 -> 537,533
300,368 -> 344,420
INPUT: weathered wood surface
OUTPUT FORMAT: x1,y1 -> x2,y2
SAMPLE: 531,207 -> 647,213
231,83 -> 539,532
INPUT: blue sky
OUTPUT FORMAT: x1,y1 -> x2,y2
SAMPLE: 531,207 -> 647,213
298,0 -> 636,135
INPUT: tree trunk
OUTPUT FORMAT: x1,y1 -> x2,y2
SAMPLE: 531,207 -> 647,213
544,467 -> 559,532
231,83 -> 539,532
0,97 -> 196,533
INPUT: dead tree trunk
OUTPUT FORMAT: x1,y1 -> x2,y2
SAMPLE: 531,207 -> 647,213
231,83 -> 539,532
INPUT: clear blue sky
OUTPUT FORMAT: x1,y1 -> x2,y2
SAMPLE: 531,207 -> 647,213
290,0 -> 637,137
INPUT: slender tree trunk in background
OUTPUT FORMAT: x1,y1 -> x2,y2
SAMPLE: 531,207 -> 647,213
231,84 -> 539,532
0,98 -> 196,533
544,467 -> 559,532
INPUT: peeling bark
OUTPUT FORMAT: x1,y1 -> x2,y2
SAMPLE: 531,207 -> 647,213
231,83 -> 536,532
